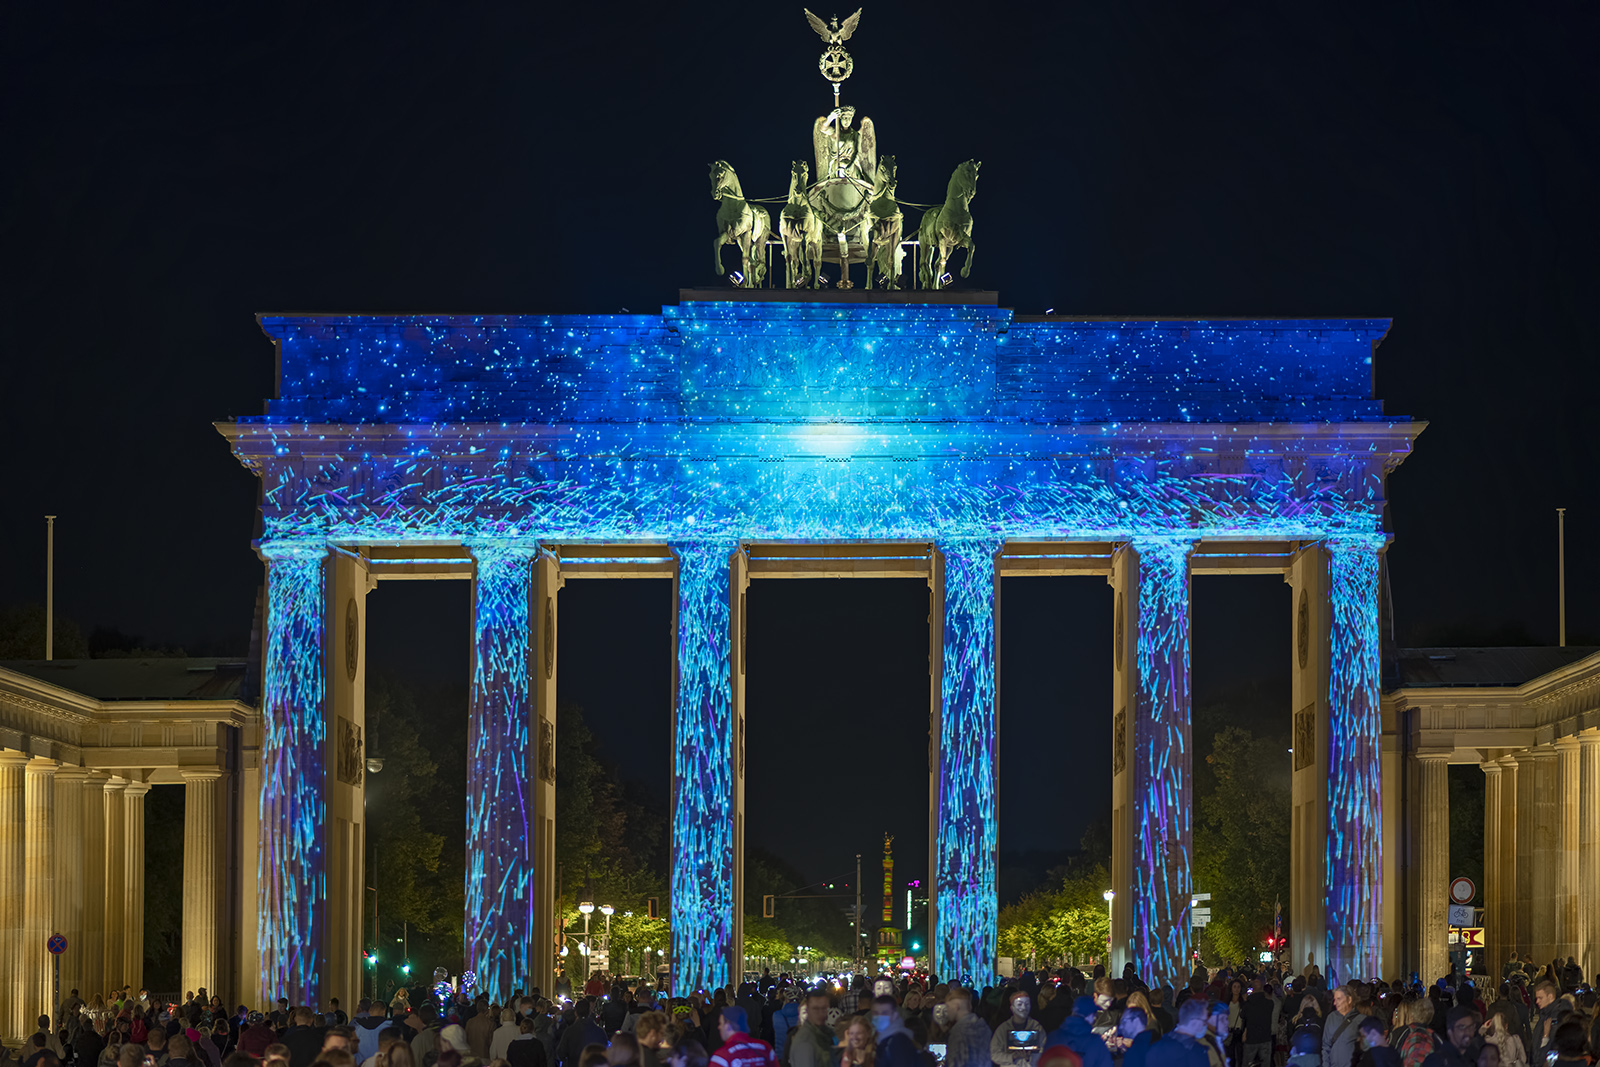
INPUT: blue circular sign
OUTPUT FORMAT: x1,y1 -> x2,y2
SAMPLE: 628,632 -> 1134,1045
47,933 -> 67,955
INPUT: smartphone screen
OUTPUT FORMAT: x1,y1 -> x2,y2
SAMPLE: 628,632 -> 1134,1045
1009,1031 -> 1040,1050
928,1043 -> 948,1066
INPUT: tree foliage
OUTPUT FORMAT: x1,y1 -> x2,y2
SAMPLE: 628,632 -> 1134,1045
0,602 -> 89,659
996,863 -> 1111,968
1193,724 -> 1290,964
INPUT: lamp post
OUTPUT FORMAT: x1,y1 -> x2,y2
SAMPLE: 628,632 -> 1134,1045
365,756 -> 384,1004
600,904 -> 614,976
579,901 -> 595,977
1102,889 -> 1115,965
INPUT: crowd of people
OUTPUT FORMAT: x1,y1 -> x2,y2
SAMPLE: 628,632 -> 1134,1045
12,956 -> 1600,1067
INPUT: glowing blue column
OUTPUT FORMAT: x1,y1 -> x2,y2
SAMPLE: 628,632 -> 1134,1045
258,541 -> 327,1006
669,541 -> 737,994
466,543 -> 537,1002
1126,539 -> 1195,988
1324,537 -> 1384,980
934,540 -> 1000,986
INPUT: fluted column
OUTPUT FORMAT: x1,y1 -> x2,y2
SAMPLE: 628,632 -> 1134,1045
1527,747 -> 1558,961
1325,538 -> 1386,980
1415,751 -> 1450,983
24,759 -> 58,1028
122,781 -> 149,992
53,768 -> 88,1000
80,772 -> 107,1000
1481,761 -> 1507,977
1554,739 -> 1581,961
668,540 -> 738,995
465,543 -> 537,1003
1579,733 -> 1600,975
934,539 -> 1005,987
180,771 -> 224,997
101,778 -> 127,991
0,751 -> 31,1042
258,541 -> 329,1006
1109,539 -> 1195,989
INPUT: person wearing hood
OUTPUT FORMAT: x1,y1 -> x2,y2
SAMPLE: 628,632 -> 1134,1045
868,998 -> 916,1067
707,1007 -> 776,1067
1043,996 -> 1112,1067
438,1024 -> 483,1067
353,1001 -> 393,1065
991,990 -> 1045,1067
1285,1024 -> 1323,1067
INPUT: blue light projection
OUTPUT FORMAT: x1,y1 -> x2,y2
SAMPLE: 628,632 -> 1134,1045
1129,540 -> 1193,988
934,541 -> 1000,986
258,543 -> 326,1006
466,545 -> 536,1002
668,542 -> 736,993
1324,538 -> 1385,980
228,301 -> 1419,1000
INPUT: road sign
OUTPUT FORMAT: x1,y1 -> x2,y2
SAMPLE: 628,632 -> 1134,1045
1448,904 -> 1475,927
1459,927 -> 1485,948
47,933 -> 67,955
1449,877 -> 1476,905
1192,893 -> 1212,902
1192,907 -> 1212,928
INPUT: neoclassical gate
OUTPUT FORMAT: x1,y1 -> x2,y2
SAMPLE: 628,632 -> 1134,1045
220,291 -> 1421,1003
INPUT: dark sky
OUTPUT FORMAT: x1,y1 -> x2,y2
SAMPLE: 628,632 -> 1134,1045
3,4 -> 1596,894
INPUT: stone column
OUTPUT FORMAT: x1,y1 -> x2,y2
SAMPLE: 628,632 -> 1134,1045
1555,739 -> 1582,961
465,543 -> 537,1003
1286,545 -> 1330,975
529,551 -> 563,996
102,778 -> 127,993
1481,761 -> 1507,977
1527,747 -> 1558,962
1415,751 -> 1450,983
1514,753 -> 1534,962
1109,539 -> 1194,989
0,751 -> 30,1042
933,540 -> 1002,987
80,772 -> 107,1002
122,781 -> 148,993
24,758 -> 58,1026
668,541 -> 738,995
182,770 -> 225,996
1324,537 -> 1385,981
1578,733 -> 1600,975
53,767 -> 89,998
258,541 -> 328,1006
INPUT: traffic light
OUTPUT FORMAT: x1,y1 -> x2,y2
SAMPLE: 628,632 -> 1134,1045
365,950 -> 379,967
401,962 -> 412,975
763,895 -> 775,918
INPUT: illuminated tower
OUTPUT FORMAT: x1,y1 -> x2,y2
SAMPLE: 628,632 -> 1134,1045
877,832 -> 902,967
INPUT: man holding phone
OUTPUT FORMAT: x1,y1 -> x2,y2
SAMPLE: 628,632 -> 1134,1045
991,992 -> 1044,1067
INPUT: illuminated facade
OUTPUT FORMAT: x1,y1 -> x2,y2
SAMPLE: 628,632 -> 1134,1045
219,291 -> 1423,996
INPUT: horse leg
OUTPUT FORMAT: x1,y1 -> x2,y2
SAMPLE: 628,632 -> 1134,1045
714,231 -> 727,278
864,229 -> 874,291
961,234 -> 976,278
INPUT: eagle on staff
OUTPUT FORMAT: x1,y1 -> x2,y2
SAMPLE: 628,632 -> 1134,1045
804,7 -> 861,45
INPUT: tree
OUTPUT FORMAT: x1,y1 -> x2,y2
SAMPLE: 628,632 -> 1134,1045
0,602 -> 89,659
996,864 -> 1111,968
1193,725 -> 1291,964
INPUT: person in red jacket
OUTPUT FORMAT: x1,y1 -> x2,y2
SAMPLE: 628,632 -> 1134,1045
708,1008 -> 776,1067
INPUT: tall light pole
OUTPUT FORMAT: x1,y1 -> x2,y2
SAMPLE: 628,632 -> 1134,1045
579,901 -> 595,976
1102,889 -> 1115,964
44,516 -> 55,660
600,904 -> 614,973
855,853 -> 862,973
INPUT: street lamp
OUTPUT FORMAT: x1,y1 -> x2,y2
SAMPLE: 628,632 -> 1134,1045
578,901 -> 595,974
1102,889 -> 1115,962
600,904 -> 614,974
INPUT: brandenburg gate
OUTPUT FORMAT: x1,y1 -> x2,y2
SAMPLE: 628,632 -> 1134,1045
218,292 -> 1422,1003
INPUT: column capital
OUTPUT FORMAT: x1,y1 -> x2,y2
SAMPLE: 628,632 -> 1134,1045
1525,745 -> 1558,762
0,749 -> 32,767
102,776 -> 128,793
54,765 -> 91,782
1323,532 -> 1391,554
180,769 -> 226,783
465,539 -> 542,559
1481,759 -> 1504,776
123,780 -> 152,798
1575,729 -> 1600,747
1415,748 -> 1454,763
25,756 -> 59,776
257,538 -> 328,562
1497,754 -> 1521,769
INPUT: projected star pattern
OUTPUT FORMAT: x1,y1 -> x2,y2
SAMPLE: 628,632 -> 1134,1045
235,302 -> 1410,995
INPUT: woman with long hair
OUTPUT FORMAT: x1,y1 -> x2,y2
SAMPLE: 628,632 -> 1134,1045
1479,1003 -> 1527,1067
838,1018 -> 875,1067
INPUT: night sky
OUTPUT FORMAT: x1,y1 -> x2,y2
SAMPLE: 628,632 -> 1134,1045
3,4 -> 1596,896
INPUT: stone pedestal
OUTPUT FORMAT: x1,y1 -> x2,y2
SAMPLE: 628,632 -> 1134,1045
1415,752 -> 1450,983
182,770 -> 225,996
0,752 -> 30,1042
24,758 -> 57,1026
